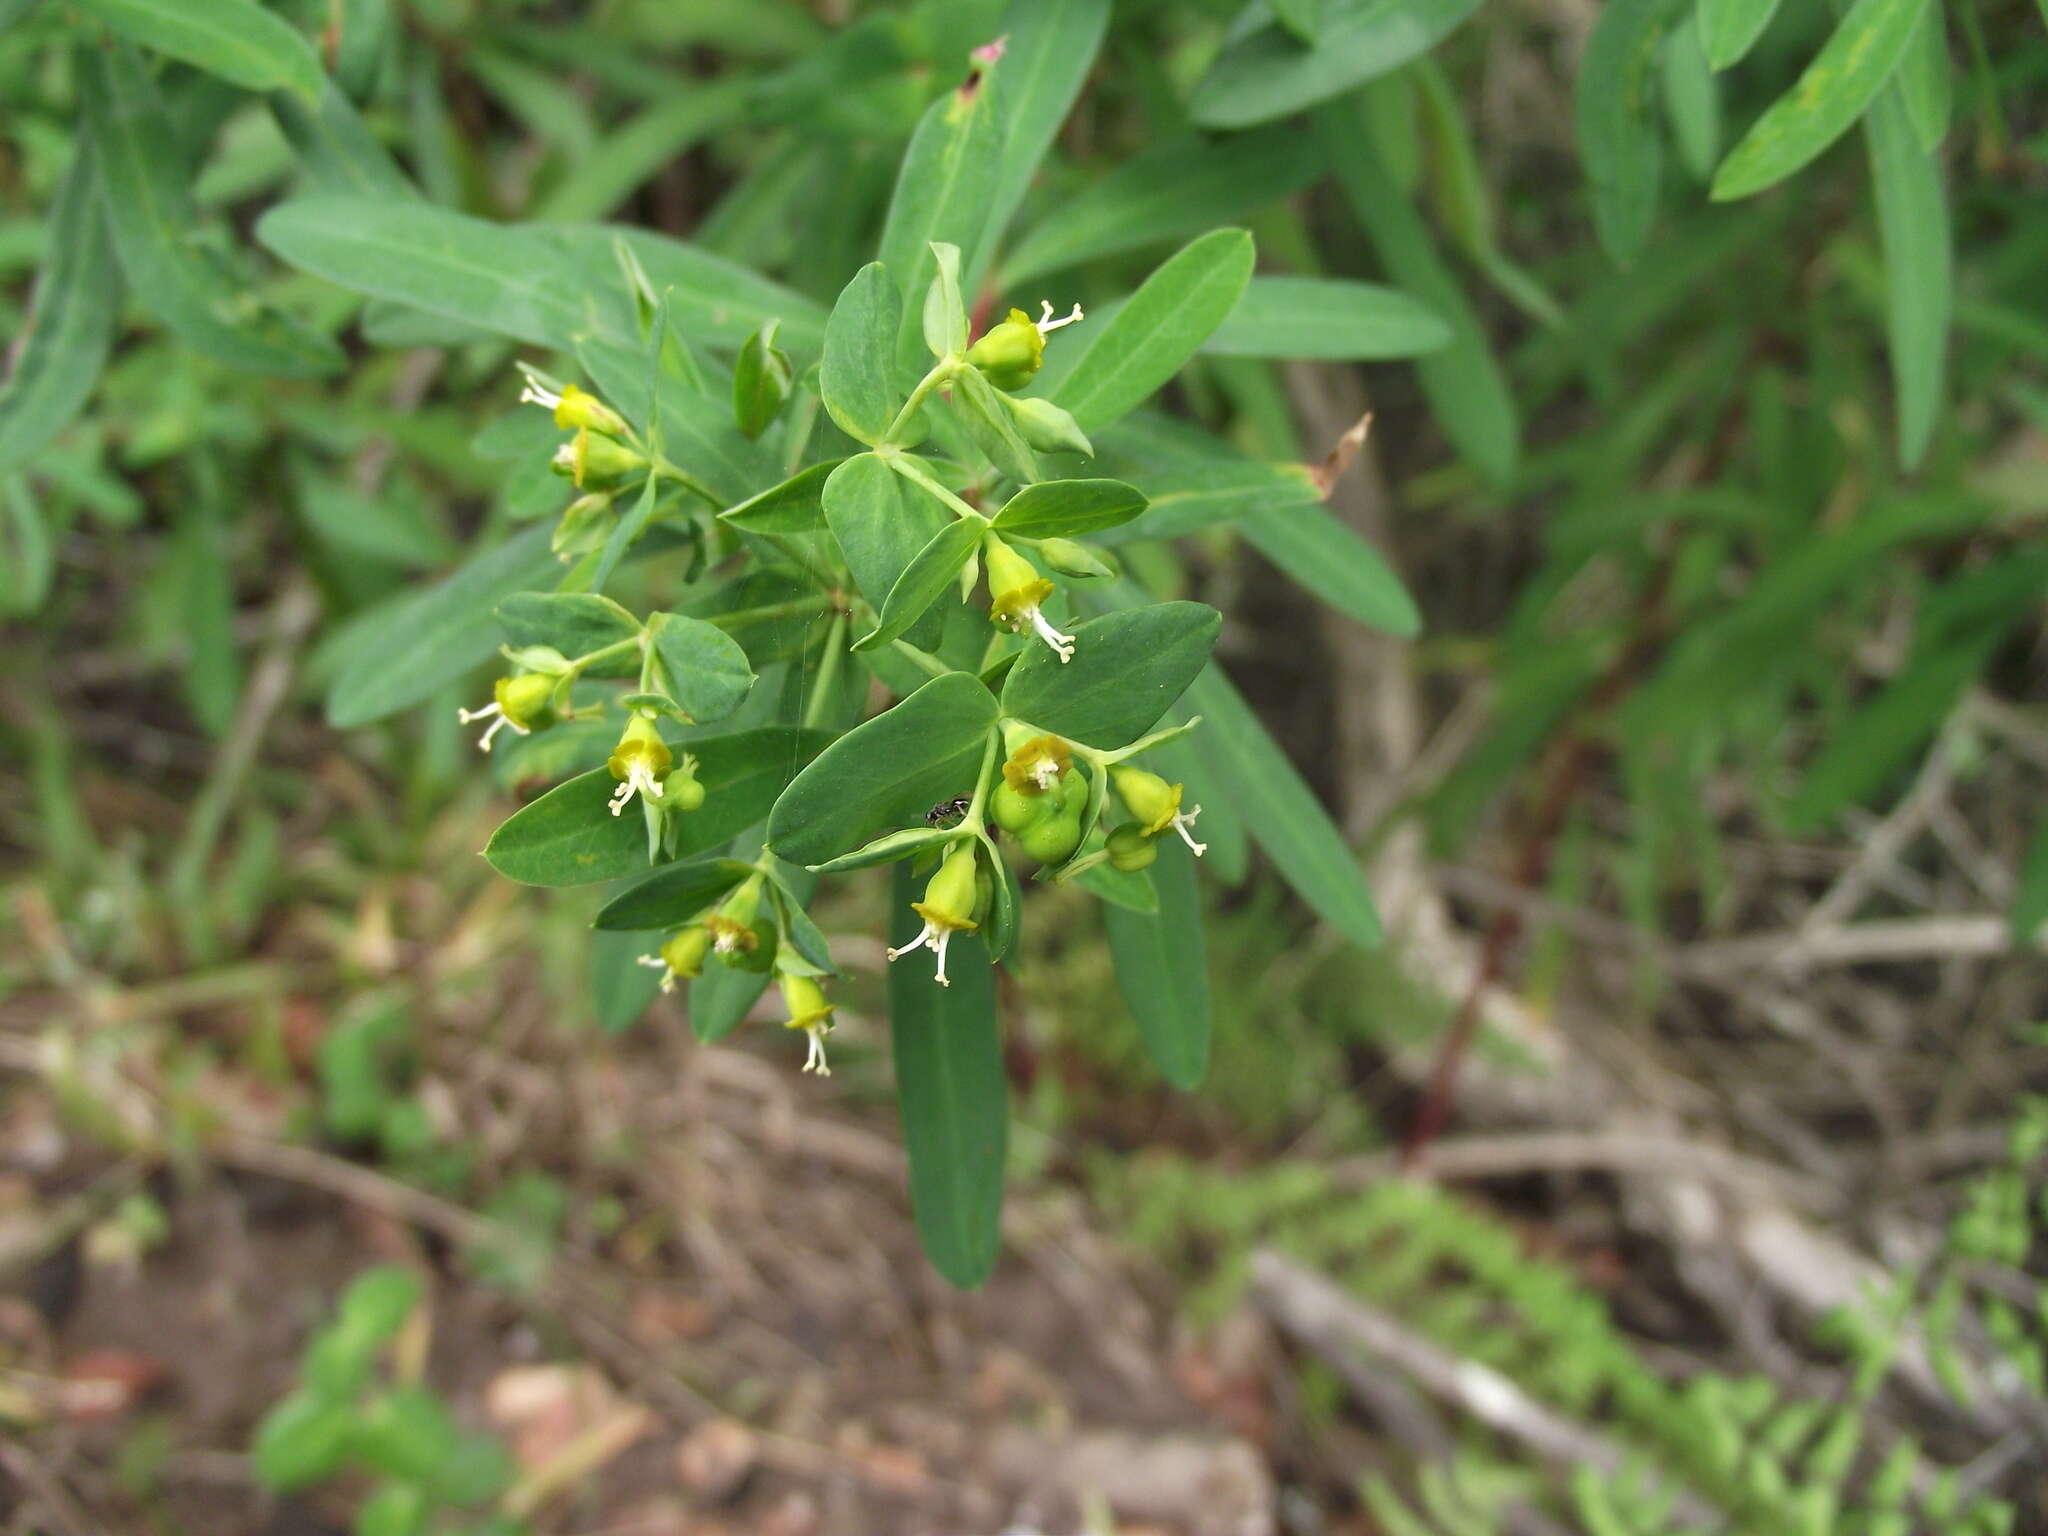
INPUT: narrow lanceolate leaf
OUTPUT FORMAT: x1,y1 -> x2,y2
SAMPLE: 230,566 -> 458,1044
820,263 -> 902,445
592,856 -> 756,931
1104,844 -> 1211,1089
271,80 -> 418,200
991,479 -> 1148,539
323,527 -> 557,729
1190,0 -> 1486,128
1000,127 -> 1327,287
0,144 -> 119,467
2013,819 -> 2048,947
1050,229 -> 1255,435
1203,276 -> 1452,360
1897,0 -> 1952,151
1661,15 -> 1723,181
496,591 -> 639,664
85,47 -> 343,377
1699,0 -> 1783,70
1576,0 -> 1689,267
1318,105 -> 1519,487
1186,662 -> 1383,948
484,728 -> 827,886
889,863 -> 1007,1290
767,672 -> 998,868
1711,0 -> 1931,201
1240,504 -> 1422,638
1001,603 -> 1220,748
1864,83 -> 1950,470
855,515 -> 986,652
718,460 -> 838,534
74,0 -> 323,98
1092,414 -> 1323,544
971,0 -> 1112,284
878,68 -> 1001,373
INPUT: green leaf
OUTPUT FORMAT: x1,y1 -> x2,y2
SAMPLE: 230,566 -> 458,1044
878,66 -> 1001,374
731,319 -> 791,440
952,366 -> 1041,485
1001,602 -> 1220,749
1319,104 -> 1519,487
688,963 -> 772,1044
74,0 -> 323,98
590,927 -> 664,1032
767,671 -> 998,868
1897,0 -> 1951,150
270,79 -> 417,200
820,263 -> 903,446
337,1267 -> 422,1341
854,515 -> 986,652
324,526 -> 557,729
971,0 -> 1111,283
1710,0 -> 1931,201
922,240 -> 968,359
809,824 -> 959,874
992,479 -> 1148,539
889,863 -> 1007,1289
354,1485 -> 428,1536
252,1392 -> 357,1491
1185,662 -> 1382,947
2012,820 -> 2048,947
484,727 -> 826,886
717,460 -> 839,534
647,611 -> 756,724
1865,82 -> 1949,469
823,452 -> 948,625
1577,0 -> 1688,267
1239,504 -> 1422,637
1203,275 -> 1452,360
1071,858 -> 1158,912
85,46 -> 342,377
1190,0 -> 1487,129
1104,844 -> 1210,1089
0,143 -> 119,468
1050,229 -> 1255,435
1000,127 -> 1326,286
496,592 -> 640,663
1092,414 -> 1323,544
1700,0 -> 1783,70
1662,15 -> 1724,180
592,856 -> 756,931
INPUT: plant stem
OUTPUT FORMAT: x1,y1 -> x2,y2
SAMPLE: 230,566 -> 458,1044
887,452 -> 984,522
883,359 -> 958,446
802,613 -> 848,731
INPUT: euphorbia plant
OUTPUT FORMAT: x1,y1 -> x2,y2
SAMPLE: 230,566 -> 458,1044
262,38 -> 1412,1286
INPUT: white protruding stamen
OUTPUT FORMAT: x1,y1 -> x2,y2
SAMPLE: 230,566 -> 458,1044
608,762 -> 664,816
520,381 -> 563,411
637,954 -> 677,993
886,922 -> 955,986
802,1029 -> 831,1075
1030,757 -> 1061,791
713,927 -> 745,956
552,443 -> 578,471
1035,300 -> 1084,337
456,701 -> 526,753
1027,606 -> 1076,664
1172,804 -> 1208,857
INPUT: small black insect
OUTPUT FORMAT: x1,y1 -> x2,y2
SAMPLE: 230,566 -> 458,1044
924,795 -> 972,828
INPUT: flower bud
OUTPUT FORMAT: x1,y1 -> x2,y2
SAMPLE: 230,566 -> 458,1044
1036,537 -> 1115,580
606,714 -> 674,817
1111,766 -> 1181,833
985,537 -> 1076,663
496,673 -> 557,730
660,925 -> 712,981
552,430 -> 647,490
888,842 -> 981,987
551,384 -> 630,439
964,308 -> 1045,391
1004,395 -> 1093,457
1106,822 -> 1158,871
779,975 -> 836,1075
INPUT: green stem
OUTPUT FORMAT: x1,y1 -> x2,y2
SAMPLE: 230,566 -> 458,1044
704,594 -> 836,631
888,637 -> 950,679
566,635 -> 642,677
802,614 -> 849,731
882,359 -> 959,446
962,727 -> 1002,832
650,453 -> 722,507
887,453 -> 983,522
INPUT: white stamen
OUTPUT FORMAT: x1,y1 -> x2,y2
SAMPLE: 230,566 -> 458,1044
802,1029 -> 831,1076
1035,300 -> 1084,337
456,701 -> 526,753
520,381 -> 563,411
1027,606 -> 1076,664
637,954 -> 677,993
552,443 -> 578,470
1172,805 -> 1208,857
713,927 -> 745,955
608,761 -> 664,816
886,921 -> 954,986
1030,757 -> 1062,791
